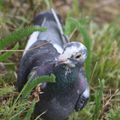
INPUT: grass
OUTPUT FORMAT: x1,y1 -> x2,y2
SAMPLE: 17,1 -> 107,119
0,0 -> 120,120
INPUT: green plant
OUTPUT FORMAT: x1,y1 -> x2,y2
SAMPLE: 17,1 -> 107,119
0,26 -> 46,62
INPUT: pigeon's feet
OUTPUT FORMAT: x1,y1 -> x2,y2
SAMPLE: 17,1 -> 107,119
29,84 -> 43,102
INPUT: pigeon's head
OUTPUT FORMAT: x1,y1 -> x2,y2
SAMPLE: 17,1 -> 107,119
56,42 -> 87,67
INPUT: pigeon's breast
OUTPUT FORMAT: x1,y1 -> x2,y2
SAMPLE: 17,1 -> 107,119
34,83 -> 79,120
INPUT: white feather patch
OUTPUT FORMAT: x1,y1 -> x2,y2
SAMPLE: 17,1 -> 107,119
53,43 -> 63,54
83,87 -> 90,98
23,31 -> 39,56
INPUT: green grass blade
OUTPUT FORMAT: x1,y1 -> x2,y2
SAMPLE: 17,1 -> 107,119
64,17 -> 77,35
44,0 -> 52,9
78,22 -> 92,81
93,79 -> 104,120
73,0 -> 79,16
0,26 -> 47,50
0,43 -> 19,62
24,100 -> 36,120
0,0 -> 3,10
22,74 -> 55,98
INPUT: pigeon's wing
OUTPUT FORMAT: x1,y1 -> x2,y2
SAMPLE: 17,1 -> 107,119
17,40 -> 59,92
27,63 -> 55,91
75,68 -> 90,111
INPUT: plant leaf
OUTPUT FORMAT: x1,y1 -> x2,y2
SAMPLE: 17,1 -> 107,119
0,43 -> 19,62
78,22 -> 92,81
93,79 -> 104,120
64,17 -> 77,35
24,100 -> 36,120
0,26 -> 47,50
22,74 -> 55,98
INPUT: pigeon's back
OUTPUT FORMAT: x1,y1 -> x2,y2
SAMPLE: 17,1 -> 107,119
17,10 -> 66,91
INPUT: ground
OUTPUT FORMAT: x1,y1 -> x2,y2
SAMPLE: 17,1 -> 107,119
0,0 -> 120,120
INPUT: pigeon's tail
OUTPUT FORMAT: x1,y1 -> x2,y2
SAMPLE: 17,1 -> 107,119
34,9 -> 61,27
33,9 -> 67,47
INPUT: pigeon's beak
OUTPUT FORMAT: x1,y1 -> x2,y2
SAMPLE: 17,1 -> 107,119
55,55 -> 76,67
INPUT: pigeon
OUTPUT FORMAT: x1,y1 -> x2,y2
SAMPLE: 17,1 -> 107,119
16,9 -> 90,120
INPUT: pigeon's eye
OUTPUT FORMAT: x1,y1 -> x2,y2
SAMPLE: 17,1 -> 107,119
75,54 -> 81,59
